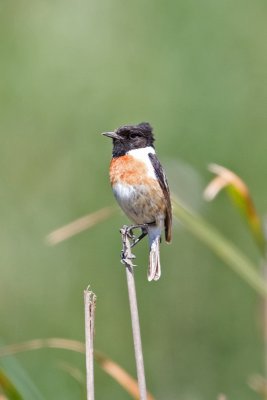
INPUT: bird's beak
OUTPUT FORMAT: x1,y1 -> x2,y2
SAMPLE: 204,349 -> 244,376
102,131 -> 121,140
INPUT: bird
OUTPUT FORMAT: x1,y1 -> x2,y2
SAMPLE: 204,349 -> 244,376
102,122 -> 172,281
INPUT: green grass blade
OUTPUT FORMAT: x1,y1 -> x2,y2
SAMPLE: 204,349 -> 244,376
0,352 -> 45,400
0,369 -> 23,400
172,196 -> 267,297
204,163 -> 266,254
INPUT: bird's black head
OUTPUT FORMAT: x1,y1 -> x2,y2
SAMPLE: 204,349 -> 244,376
102,122 -> 155,157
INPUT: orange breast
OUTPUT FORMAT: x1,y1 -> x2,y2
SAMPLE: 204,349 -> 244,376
110,155 -> 167,224
110,155 -> 155,186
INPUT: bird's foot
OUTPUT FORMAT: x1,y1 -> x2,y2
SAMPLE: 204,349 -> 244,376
120,225 -> 137,267
123,224 -> 149,248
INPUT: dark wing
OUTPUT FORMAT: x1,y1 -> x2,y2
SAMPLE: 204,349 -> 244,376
148,153 -> 172,242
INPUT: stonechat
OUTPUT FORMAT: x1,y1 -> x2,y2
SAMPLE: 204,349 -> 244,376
102,122 -> 172,281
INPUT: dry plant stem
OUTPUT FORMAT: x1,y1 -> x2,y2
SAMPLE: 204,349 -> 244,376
84,289 -> 97,400
217,395 -> 227,400
120,226 -> 147,400
47,206 -> 115,245
0,339 -> 155,400
249,375 -> 267,398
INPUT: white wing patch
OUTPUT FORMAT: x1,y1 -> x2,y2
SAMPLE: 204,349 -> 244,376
128,147 -> 156,179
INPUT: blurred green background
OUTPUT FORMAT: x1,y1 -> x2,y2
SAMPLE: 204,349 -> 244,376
1,0 -> 267,399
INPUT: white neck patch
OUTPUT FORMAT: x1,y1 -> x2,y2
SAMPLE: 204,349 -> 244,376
128,146 -> 156,179
128,146 -> 155,158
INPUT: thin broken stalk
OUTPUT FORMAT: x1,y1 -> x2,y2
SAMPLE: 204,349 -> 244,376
120,225 -> 147,400
84,289 -> 97,400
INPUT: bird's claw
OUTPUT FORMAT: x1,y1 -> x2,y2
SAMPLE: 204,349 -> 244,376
125,227 -> 136,240
121,250 -> 136,267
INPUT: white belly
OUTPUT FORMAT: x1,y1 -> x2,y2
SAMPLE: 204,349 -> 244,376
112,182 -> 165,225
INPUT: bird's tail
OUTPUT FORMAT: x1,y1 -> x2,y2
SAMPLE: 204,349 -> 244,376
147,227 -> 161,282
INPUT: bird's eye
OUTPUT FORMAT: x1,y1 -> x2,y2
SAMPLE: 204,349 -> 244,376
129,133 -> 138,139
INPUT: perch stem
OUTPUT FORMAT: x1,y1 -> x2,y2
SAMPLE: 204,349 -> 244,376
121,226 -> 147,400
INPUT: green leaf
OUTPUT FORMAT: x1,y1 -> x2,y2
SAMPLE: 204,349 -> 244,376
0,369 -> 23,400
0,350 -> 45,400
204,163 -> 266,254
172,196 -> 267,297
